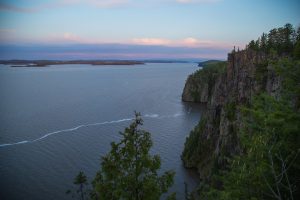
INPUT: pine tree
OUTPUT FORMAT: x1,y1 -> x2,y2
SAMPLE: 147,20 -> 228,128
74,171 -> 88,200
260,32 -> 268,52
91,112 -> 175,200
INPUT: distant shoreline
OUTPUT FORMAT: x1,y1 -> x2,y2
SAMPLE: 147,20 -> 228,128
0,60 -> 196,67
0,60 -> 145,67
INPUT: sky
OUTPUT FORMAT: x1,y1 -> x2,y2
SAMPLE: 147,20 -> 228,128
0,0 -> 299,60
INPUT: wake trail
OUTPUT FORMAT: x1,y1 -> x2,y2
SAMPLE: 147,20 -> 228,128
0,113 -> 183,148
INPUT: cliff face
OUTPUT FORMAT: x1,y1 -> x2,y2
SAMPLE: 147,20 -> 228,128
182,50 -> 282,179
182,61 -> 227,103
182,75 -> 209,103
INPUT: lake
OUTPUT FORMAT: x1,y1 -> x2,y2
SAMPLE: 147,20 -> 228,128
0,63 -> 203,199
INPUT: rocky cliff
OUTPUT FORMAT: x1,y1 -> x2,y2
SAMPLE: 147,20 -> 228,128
181,49 -> 282,180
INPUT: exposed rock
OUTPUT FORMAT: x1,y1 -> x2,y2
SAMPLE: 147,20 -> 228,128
182,75 -> 209,103
181,49 -> 282,179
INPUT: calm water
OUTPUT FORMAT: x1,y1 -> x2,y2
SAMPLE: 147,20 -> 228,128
0,63 -> 203,199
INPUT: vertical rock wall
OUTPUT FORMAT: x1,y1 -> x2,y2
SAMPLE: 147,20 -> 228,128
181,50 -> 281,179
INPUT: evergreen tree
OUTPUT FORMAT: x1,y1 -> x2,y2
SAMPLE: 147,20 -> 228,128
283,23 -> 294,53
248,40 -> 258,50
195,24 -> 300,200
91,112 -> 175,200
294,27 -> 300,59
74,171 -> 88,200
267,28 -> 278,52
200,93 -> 300,200
260,32 -> 268,52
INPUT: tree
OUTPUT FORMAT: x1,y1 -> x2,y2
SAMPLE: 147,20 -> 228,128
199,93 -> 300,200
260,32 -> 268,52
283,23 -> 294,53
91,112 -> 175,200
248,40 -> 259,51
293,41 -> 300,59
72,171 -> 88,200
267,28 -> 278,51
294,26 -> 300,59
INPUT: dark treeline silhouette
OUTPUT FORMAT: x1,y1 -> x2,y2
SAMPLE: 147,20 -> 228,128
246,23 -> 300,58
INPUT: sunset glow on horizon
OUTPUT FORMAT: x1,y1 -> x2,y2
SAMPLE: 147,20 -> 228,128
0,0 -> 299,60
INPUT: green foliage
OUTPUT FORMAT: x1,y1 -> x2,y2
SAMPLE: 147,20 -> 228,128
273,58 -> 300,108
294,27 -> 300,59
293,41 -> 300,59
248,40 -> 259,51
200,93 -> 300,200
199,60 -> 226,68
181,118 -> 207,167
247,23 -> 299,55
70,113 -> 175,200
224,102 -> 236,121
254,60 -> 269,89
68,171 -> 89,200
91,112 -> 175,200
192,61 -> 227,83
187,23 -> 300,200
201,61 -> 227,72
189,61 -> 227,101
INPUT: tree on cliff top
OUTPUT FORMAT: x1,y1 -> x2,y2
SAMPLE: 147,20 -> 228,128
70,112 -> 176,200
247,23 -> 299,56
197,25 -> 300,200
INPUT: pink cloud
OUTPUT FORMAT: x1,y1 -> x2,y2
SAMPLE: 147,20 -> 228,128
131,37 -> 233,49
42,52 -> 226,60
3,30 -> 237,51
42,33 -> 233,49
43,32 -> 107,44
132,38 -> 172,46
87,0 -> 129,7
179,37 -> 233,49
63,32 -> 81,41
180,37 -> 200,47
61,0 -> 129,8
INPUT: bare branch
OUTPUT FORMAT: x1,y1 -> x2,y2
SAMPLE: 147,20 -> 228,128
268,150 -> 282,200
263,175 -> 281,200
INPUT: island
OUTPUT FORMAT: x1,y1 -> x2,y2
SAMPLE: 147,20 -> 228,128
0,60 -> 145,67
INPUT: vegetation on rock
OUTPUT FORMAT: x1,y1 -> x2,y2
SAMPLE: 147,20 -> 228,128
200,93 -> 300,199
182,61 -> 227,102
182,23 -> 300,199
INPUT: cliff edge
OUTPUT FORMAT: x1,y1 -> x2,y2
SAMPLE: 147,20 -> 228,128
184,23 -> 300,199
181,49 -> 283,179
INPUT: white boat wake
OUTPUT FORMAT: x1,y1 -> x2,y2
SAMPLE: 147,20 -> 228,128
0,113 -> 183,148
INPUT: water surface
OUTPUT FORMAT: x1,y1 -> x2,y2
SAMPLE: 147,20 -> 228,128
0,63 -> 203,199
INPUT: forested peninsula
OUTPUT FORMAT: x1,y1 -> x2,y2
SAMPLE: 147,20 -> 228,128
181,24 -> 300,199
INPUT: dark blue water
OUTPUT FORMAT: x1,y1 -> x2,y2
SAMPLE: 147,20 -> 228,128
0,63 -> 203,199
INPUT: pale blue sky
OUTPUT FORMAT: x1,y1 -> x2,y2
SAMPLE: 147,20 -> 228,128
0,0 -> 299,59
